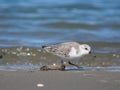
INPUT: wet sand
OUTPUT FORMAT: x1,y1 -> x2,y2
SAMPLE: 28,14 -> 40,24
0,70 -> 120,90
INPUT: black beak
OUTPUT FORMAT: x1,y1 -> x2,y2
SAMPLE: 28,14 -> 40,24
89,51 -> 96,58
89,51 -> 91,54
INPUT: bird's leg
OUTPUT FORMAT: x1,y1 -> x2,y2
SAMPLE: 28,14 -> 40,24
60,60 -> 66,70
68,61 -> 80,68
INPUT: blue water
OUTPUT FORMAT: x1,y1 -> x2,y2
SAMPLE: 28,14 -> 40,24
0,0 -> 120,47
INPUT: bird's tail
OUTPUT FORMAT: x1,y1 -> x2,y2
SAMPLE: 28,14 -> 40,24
42,45 -> 47,48
41,45 -> 52,52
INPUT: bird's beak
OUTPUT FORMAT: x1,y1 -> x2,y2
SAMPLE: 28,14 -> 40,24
89,51 -> 96,58
89,51 -> 91,54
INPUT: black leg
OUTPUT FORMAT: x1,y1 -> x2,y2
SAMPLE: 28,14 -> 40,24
60,60 -> 66,70
68,61 -> 80,68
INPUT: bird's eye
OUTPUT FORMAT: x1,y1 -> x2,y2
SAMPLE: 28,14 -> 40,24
85,48 -> 88,50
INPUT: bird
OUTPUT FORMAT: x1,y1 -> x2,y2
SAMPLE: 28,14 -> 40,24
41,42 -> 96,70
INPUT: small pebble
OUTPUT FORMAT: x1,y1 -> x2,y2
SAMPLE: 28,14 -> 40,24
53,63 -> 56,66
27,53 -> 31,56
113,54 -> 116,57
37,83 -> 44,87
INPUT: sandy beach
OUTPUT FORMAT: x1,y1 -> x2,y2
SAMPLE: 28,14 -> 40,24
0,70 -> 120,90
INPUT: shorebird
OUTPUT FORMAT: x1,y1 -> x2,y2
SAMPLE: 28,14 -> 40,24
41,42 -> 96,70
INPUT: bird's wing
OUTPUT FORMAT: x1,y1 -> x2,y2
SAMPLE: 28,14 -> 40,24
43,42 -> 80,57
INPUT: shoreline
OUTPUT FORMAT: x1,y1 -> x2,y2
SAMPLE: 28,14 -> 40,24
0,70 -> 120,90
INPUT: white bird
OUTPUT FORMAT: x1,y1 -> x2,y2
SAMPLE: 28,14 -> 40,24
41,42 -> 96,70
